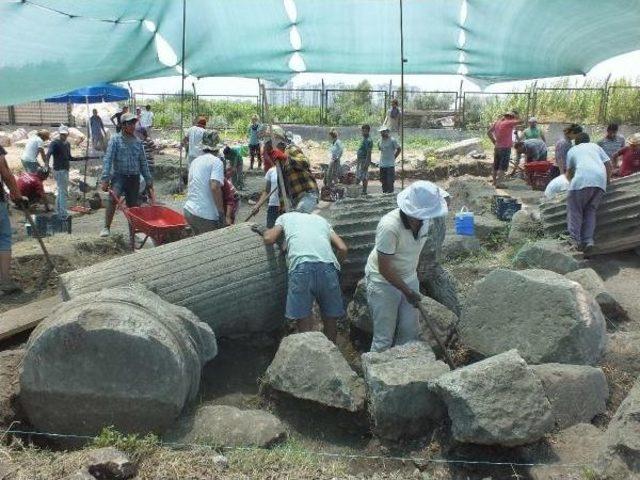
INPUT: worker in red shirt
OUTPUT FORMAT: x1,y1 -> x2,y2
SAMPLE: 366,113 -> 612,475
487,110 -> 521,187
16,167 -> 50,211
611,133 -> 640,177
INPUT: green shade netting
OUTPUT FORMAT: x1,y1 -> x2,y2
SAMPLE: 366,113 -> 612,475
2,0 -> 640,106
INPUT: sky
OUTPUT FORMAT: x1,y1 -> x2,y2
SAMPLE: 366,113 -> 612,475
128,50 -> 640,97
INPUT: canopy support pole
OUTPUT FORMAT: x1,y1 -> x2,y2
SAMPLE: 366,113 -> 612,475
399,0 -> 405,189
178,0 -> 187,182
84,96 -> 89,205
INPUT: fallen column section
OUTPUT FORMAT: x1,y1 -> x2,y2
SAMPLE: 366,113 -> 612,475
20,284 -> 217,435
60,224 -> 288,337
540,173 -> 640,255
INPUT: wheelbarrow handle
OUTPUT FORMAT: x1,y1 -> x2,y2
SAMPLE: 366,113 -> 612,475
109,189 -> 127,211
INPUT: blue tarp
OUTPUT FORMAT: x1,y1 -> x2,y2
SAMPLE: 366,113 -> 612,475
44,83 -> 130,104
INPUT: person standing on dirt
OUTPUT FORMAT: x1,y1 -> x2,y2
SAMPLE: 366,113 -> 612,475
21,129 -> 50,173
598,123 -> 625,160
110,105 -> 128,134
182,116 -> 208,167
140,105 -> 154,138
90,109 -> 107,151
384,98 -> 402,132
521,117 -> 546,143
324,128 -> 343,187
251,165 -> 281,228
365,181 -> 448,353
487,110 -> 520,187
183,144 -> 226,234
258,210 -> 348,343
0,146 -> 28,295
378,126 -> 401,193
99,113 -> 153,237
247,114 -> 262,170
565,132 -> 612,254
223,145 -> 245,190
356,124 -> 374,195
45,125 -> 73,221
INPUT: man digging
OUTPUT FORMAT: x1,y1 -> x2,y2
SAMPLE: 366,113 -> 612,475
256,209 -> 348,343
365,181 -> 449,353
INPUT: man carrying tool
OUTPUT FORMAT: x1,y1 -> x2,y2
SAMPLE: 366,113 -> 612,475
183,144 -> 226,234
365,181 -> 449,353
99,113 -> 153,237
16,167 -> 50,211
258,209 -> 348,343
271,133 -> 319,213
488,110 -> 520,187
0,145 -> 28,295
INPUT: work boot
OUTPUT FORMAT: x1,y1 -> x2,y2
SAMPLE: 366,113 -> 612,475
99,227 -> 110,238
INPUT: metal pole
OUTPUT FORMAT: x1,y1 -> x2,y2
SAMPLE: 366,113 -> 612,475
400,0 -> 405,189
600,73 -> 612,124
178,0 -> 187,178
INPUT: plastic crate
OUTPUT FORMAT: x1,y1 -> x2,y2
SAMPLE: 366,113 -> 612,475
492,195 -> 522,221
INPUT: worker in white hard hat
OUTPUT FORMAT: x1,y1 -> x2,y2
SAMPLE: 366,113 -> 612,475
364,181 -> 449,353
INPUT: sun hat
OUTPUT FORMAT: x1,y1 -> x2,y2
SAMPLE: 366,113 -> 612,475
628,133 -> 640,146
378,125 -> 390,132
121,113 -> 137,123
397,181 -> 448,220
58,125 -> 69,135
528,117 -> 538,123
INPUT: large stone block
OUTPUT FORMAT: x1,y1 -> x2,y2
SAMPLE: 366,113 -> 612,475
263,332 -> 365,412
530,363 -> 608,429
431,350 -> 553,446
167,404 -> 286,448
20,285 -> 217,435
595,378 -> 640,479
513,239 -> 584,274
565,268 -> 629,323
362,342 -> 449,439
458,269 -> 606,365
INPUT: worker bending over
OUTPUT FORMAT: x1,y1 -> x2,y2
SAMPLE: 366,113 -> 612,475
365,181 -> 449,353
258,210 -> 348,343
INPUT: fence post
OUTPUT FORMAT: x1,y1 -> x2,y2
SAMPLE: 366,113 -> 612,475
321,79 -> 326,125
461,92 -> 466,128
530,81 -> 538,119
8,106 -> 15,125
599,73 -> 612,124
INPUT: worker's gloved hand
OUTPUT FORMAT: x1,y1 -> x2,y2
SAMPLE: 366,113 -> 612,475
251,223 -> 266,236
405,290 -> 422,308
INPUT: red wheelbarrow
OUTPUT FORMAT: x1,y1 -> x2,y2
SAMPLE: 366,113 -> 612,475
110,191 -> 189,250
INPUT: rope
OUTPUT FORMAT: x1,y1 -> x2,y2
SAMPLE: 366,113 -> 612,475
22,0 -> 143,24
3,428 -> 590,470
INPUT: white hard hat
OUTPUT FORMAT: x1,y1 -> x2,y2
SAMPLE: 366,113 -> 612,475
397,181 -> 448,220
58,125 -> 69,135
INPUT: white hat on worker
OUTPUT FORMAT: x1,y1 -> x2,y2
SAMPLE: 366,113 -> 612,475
397,181 -> 448,220
528,117 -> 537,123
378,125 -> 390,132
58,125 -> 69,135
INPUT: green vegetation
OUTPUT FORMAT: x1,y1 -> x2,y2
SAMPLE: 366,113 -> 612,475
92,426 -> 159,459
138,78 -> 640,131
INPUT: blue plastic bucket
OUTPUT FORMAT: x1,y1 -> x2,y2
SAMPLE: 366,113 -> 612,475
455,207 -> 475,236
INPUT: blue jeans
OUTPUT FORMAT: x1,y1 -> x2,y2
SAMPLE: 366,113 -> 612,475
54,169 -> 69,220
0,202 -> 11,252
286,262 -> 345,320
